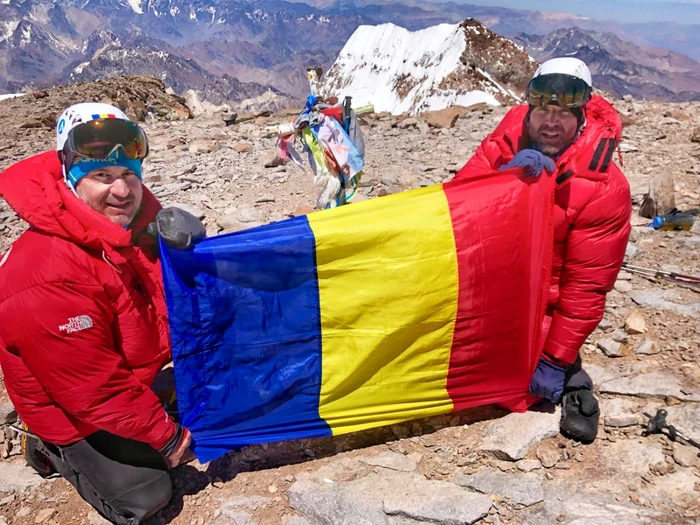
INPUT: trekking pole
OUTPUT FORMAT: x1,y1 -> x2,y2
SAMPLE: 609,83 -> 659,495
621,263 -> 700,290
643,409 -> 700,450
3,423 -> 39,440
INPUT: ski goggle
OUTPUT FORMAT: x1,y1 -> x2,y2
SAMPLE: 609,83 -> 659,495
63,118 -> 149,163
526,74 -> 592,109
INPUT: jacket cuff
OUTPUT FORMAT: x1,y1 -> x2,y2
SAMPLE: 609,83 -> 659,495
542,340 -> 578,367
157,423 -> 186,457
149,418 -> 179,452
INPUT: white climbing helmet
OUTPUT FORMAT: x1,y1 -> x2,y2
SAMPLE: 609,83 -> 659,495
532,57 -> 593,88
56,102 -> 130,151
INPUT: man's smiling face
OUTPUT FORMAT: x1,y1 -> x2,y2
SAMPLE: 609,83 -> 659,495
75,165 -> 143,226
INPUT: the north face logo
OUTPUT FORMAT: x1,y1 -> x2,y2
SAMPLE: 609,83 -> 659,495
59,315 -> 93,334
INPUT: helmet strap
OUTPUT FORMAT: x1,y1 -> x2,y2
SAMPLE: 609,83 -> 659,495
60,163 -> 79,197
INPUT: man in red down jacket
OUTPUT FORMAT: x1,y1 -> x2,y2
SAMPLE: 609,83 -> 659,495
453,58 -> 632,443
0,103 -> 205,524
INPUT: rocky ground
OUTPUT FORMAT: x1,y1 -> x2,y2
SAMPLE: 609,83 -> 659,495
0,81 -> 699,525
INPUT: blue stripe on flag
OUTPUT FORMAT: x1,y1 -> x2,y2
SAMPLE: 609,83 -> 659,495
160,217 -> 331,462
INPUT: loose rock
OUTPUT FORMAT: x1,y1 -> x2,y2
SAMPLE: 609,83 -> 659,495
421,107 -> 461,129
516,459 -> 542,472
255,194 -> 276,203
233,143 -> 252,153
237,205 -> 264,223
188,138 -> 218,154
672,443 -> 699,468
597,338 -> 625,358
624,311 -> 646,334
536,442 -> 562,468
396,117 -> 418,129
639,172 -> 675,218
358,451 -> 421,472
34,508 -> 56,523
217,214 -> 243,231
165,202 -> 206,220
690,126 -> 700,143
614,280 -> 633,293
454,467 -> 544,507
601,398 -> 640,428
288,468 -> 492,525
598,368 -> 700,401
0,401 -> 16,425
636,339 -> 661,355
479,409 -> 560,461
264,154 -> 287,168
0,461 -> 45,492
625,243 -> 640,260
631,290 -> 700,318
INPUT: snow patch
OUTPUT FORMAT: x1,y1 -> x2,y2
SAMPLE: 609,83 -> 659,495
0,93 -> 26,101
73,61 -> 90,74
19,23 -> 32,48
170,6 -> 180,16
321,22 -> 501,115
127,0 -> 143,15
0,20 -> 19,43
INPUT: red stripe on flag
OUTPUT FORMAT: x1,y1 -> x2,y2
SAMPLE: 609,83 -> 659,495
443,170 -> 554,412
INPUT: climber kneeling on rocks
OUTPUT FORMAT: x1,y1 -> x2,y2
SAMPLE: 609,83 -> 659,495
0,103 -> 206,524
453,58 -> 632,443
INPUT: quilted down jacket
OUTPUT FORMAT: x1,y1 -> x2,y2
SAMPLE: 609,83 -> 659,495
453,95 -> 632,365
0,151 -> 177,449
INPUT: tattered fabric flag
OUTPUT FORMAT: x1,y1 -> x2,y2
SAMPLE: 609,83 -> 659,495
161,168 -> 554,463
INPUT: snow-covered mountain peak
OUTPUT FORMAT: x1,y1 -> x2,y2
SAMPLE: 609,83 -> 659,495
321,19 -> 538,115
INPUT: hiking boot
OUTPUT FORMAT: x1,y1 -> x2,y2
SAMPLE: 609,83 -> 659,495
560,389 -> 600,443
20,423 -> 56,478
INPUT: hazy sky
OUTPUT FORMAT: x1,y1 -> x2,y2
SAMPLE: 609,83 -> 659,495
437,0 -> 700,25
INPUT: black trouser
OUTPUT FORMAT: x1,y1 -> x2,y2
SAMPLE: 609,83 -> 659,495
40,431 -> 172,525
564,355 -> 594,393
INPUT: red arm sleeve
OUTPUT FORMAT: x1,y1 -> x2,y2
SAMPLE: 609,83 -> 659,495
452,142 -> 495,182
543,168 -> 632,365
10,281 -> 177,449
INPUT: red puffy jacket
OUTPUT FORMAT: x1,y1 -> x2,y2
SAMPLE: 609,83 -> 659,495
454,95 -> 632,365
0,151 -> 177,449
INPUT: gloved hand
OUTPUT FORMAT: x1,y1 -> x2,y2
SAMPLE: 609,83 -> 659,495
499,149 -> 555,177
560,389 -> 600,443
159,424 -> 194,469
146,207 -> 206,249
529,356 -> 568,403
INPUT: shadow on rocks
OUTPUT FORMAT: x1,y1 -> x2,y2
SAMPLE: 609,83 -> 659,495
203,404 -> 508,484
529,400 -> 557,414
156,464 -> 212,524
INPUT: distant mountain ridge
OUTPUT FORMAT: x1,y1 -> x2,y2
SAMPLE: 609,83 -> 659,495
1,0 -> 700,107
515,27 -> 700,102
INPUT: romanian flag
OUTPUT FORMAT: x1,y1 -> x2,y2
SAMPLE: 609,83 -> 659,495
91,113 -> 117,119
161,169 -> 555,463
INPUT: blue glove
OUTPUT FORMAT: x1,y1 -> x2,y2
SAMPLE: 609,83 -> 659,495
529,357 -> 568,403
499,149 -> 555,177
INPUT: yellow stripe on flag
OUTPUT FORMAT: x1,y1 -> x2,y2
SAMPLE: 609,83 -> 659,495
308,185 -> 459,435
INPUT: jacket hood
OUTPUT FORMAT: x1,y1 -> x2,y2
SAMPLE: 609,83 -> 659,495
0,151 -> 161,252
482,95 -> 623,182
